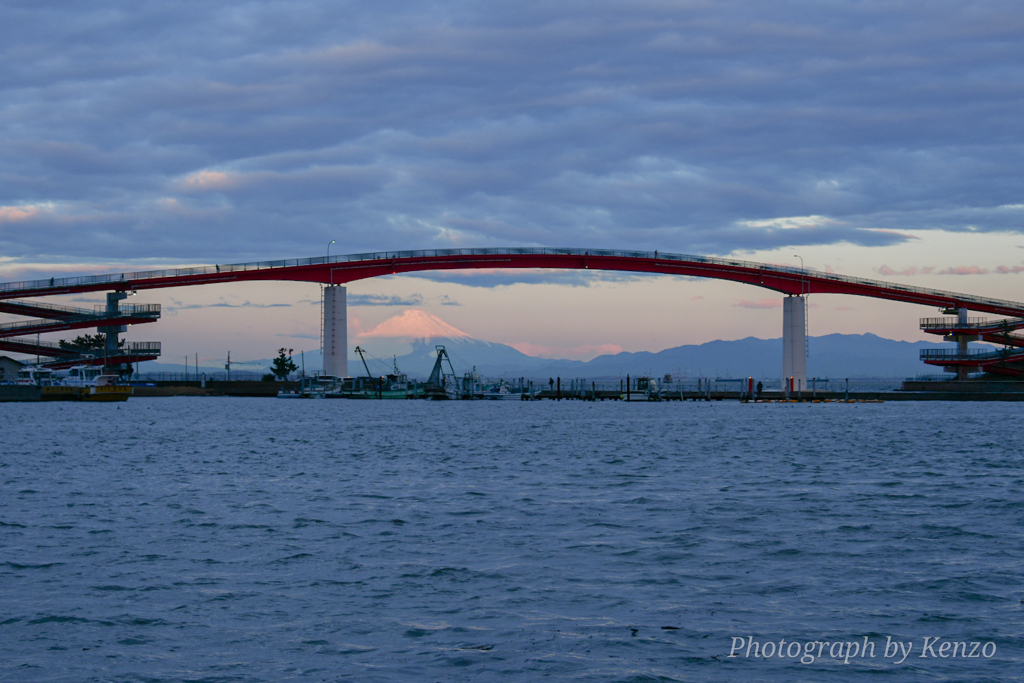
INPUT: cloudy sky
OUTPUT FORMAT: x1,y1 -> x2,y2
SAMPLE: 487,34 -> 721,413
3,1 -> 1024,363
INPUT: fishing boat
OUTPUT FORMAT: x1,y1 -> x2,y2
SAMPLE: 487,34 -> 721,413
421,346 -> 459,400
459,367 -> 485,399
327,349 -> 419,399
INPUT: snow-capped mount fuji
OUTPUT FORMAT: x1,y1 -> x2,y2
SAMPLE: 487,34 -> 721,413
350,309 -> 545,378
360,309 -> 470,340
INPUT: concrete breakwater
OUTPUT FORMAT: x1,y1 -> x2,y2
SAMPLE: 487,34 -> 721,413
8,379 -> 1024,401
123,381 -> 1024,401
0,380 -> 295,401
533,388 -> 1024,402
129,380 -> 291,398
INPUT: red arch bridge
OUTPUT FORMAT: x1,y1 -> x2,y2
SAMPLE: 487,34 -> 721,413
3,248 -> 1024,381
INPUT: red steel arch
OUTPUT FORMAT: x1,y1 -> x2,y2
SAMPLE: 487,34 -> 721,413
3,247 -> 1024,316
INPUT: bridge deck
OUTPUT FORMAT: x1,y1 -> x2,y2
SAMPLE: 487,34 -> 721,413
0,313 -> 161,339
3,248 -> 1024,317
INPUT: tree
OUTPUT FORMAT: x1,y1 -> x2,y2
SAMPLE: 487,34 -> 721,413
58,334 -> 120,352
270,348 -> 298,380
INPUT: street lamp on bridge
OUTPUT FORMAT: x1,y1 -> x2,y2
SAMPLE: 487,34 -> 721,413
794,253 -> 806,296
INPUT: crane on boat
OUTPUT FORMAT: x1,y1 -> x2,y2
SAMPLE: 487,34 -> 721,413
424,345 -> 459,399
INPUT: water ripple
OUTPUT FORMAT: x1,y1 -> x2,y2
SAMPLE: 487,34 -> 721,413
1,399 -> 1021,681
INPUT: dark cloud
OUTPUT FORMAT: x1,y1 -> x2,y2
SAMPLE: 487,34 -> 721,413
2,0 -> 1024,268
164,299 -> 292,311
348,293 -> 424,306
404,268 -> 658,288
436,295 -> 461,306
277,332 -> 320,340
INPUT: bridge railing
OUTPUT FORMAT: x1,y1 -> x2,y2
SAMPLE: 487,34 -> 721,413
920,348 -> 1020,362
0,336 -> 82,351
0,316 -> 92,333
126,342 -> 162,353
920,316 -> 1024,330
0,308 -> 162,334
920,348 -> 990,358
919,317 -> 989,329
0,310 -> 156,332
134,371 -> 269,382
92,303 -> 162,316
4,247 -> 1024,314
0,299 -> 98,317
0,337 -> 161,354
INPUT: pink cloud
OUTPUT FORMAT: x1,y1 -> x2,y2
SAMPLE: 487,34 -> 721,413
878,265 -> 922,276
938,266 -> 989,275
733,298 -> 783,309
0,205 -> 43,223
179,170 -> 239,191
883,263 -> 1024,275
689,295 -> 704,301
347,313 -> 369,336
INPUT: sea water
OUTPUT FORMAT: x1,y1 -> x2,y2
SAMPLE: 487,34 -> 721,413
1,398 -> 1021,682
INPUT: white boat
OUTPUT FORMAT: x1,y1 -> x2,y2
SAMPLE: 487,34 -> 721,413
621,376 -> 662,401
16,366 -> 54,387
483,383 -> 523,400
18,364 -> 131,401
55,365 -> 105,387
278,375 -> 340,398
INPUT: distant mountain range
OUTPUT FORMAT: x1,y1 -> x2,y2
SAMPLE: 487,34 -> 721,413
340,332 -> 967,380
140,308 -> 973,380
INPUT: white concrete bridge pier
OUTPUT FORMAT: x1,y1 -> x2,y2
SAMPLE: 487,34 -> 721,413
323,285 -> 347,378
782,294 -> 807,392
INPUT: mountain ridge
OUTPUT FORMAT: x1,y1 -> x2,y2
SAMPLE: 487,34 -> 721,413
140,332 -> 971,380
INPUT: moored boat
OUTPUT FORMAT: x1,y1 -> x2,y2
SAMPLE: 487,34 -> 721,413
482,381 -> 523,400
327,348 -> 420,399
278,375 -> 340,398
76,373 -> 133,402
17,364 -> 132,401
620,376 -> 661,401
